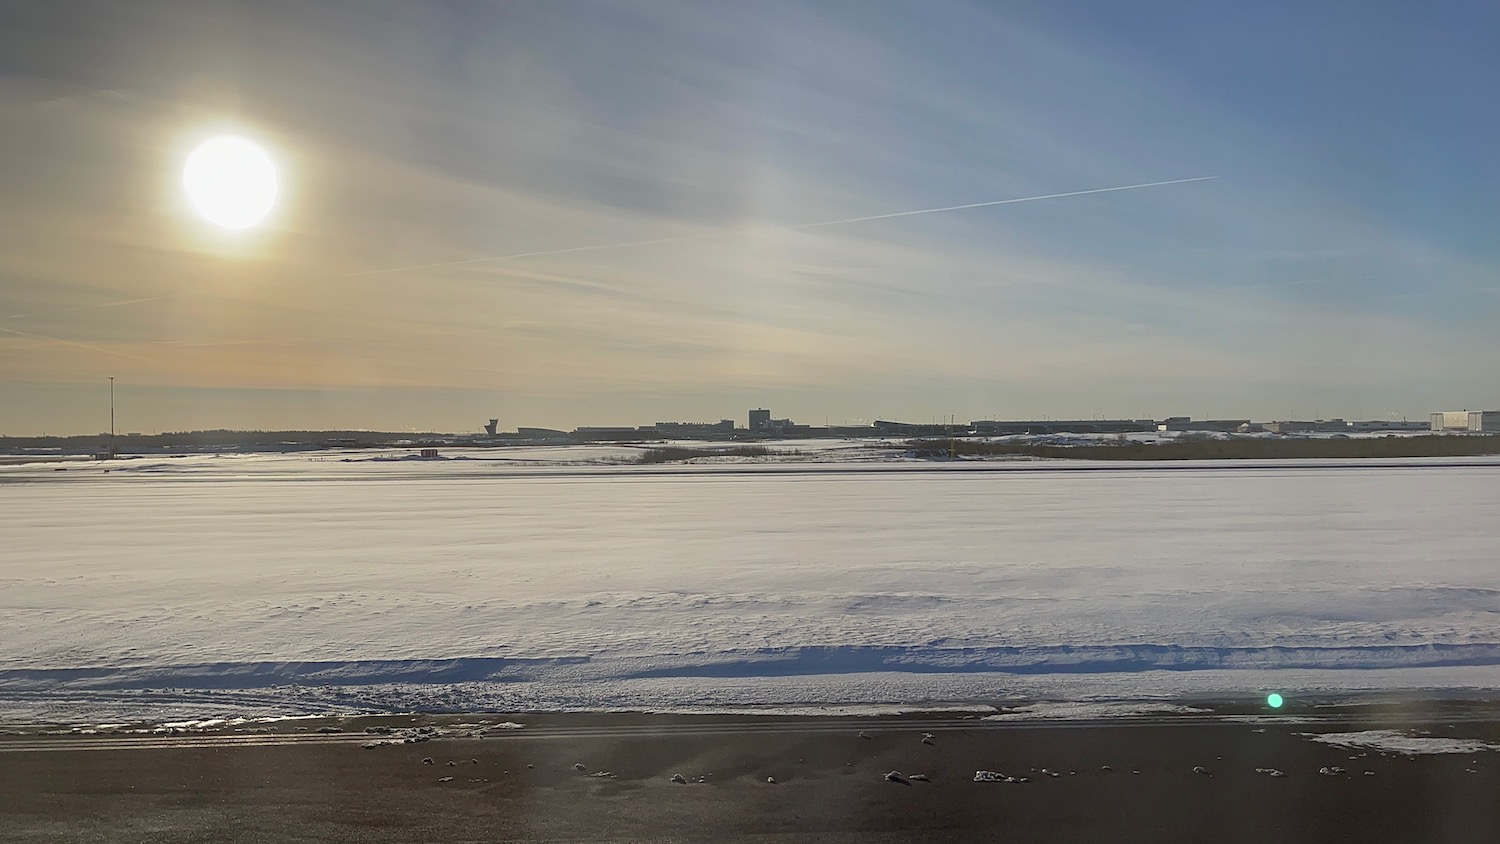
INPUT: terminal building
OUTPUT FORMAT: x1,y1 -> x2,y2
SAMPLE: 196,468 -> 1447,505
572,426 -> 652,442
1345,420 -> 1430,432
874,420 -> 966,437
1262,419 -> 1348,434
1158,417 -> 1251,433
1258,419 -> 1428,434
969,419 -> 1155,436
516,427 -> 569,439
654,420 -> 735,438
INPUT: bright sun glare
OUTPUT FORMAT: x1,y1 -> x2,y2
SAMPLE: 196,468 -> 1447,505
183,136 -> 277,230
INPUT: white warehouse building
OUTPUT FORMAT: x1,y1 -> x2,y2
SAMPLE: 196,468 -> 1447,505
1430,410 -> 1500,432
1430,411 -> 1469,431
1470,411 -> 1500,432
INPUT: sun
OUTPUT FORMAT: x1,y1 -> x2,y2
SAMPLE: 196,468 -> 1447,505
183,136 -> 278,230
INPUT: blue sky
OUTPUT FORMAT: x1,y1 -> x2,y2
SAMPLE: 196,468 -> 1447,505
1,0 -> 1496,434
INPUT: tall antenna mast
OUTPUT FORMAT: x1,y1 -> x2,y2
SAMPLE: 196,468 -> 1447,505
109,376 -> 115,456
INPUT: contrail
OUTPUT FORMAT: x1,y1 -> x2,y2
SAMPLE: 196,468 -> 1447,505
347,175 -> 1215,277
2,294 -> 185,323
0,324 -> 158,362
2,176 -> 1216,330
783,176 -> 1216,231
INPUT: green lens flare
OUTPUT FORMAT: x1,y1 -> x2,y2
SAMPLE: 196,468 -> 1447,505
1266,693 -> 1284,708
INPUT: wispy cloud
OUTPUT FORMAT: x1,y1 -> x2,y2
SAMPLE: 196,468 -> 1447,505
345,176 -> 1216,277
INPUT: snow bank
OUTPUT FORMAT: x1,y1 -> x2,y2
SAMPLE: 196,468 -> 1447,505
1306,730 -> 1500,755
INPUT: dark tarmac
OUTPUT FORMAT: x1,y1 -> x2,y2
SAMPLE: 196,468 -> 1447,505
3,707 -> 1499,842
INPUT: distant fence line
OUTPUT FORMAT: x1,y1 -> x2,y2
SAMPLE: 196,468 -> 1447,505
906,435 -> 1500,461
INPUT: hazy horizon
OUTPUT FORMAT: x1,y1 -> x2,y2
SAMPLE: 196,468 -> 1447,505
0,384 -> 1452,439
4,1 -> 1498,436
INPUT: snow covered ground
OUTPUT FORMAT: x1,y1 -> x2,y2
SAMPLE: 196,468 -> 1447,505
4,453 -> 1500,721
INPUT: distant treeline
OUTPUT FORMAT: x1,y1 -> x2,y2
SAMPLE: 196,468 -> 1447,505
908,435 -> 1500,461
636,445 -> 786,464
0,429 -> 447,451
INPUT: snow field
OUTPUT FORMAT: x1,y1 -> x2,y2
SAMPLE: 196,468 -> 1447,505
4,457 -> 1500,718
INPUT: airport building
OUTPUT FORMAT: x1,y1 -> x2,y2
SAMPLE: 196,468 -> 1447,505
1159,417 -> 1251,433
654,420 -> 735,438
1345,420 -> 1430,432
475,408 -> 1482,444
875,420 -> 967,437
969,419 -> 1155,436
742,409 -> 814,436
1262,419 -> 1348,434
572,426 -> 652,442
1468,411 -> 1500,432
1431,411 -> 1470,431
1429,410 -> 1500,432
517,427 -> 569,439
